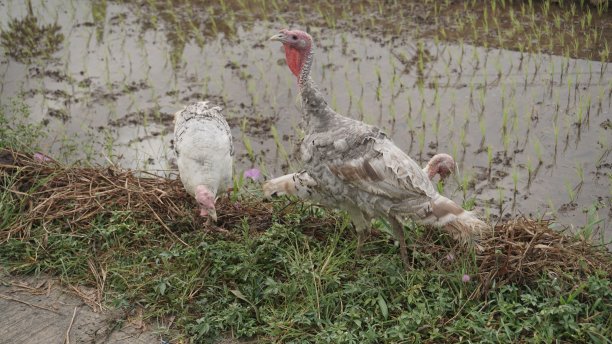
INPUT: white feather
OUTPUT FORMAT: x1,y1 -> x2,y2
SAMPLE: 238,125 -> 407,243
174,101 -> 233,198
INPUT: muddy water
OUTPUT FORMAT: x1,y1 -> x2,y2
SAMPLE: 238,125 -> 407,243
1,0 -> 610,239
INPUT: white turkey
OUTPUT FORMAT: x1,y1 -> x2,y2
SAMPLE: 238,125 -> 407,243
270,29 -> 490,270
174,101 -> 233,222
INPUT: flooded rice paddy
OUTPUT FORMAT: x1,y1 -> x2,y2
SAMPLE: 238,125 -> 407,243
1,0 -> 610,239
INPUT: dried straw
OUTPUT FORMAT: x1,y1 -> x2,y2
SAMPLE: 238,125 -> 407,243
475,217 -> 611,293
1,149 -> 194,243
1,148 -> 610,292
0,148 -> 286,243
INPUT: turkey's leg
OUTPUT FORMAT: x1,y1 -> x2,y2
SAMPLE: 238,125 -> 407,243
389,217 -> 411,271
346,207 -> 369,258
355,229 -> 367,257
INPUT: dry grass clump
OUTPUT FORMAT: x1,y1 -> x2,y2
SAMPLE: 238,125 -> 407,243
476,217 -> 611,292
1,148 -> 610,291
1,149 -> 193,243
0,149 -> 285,244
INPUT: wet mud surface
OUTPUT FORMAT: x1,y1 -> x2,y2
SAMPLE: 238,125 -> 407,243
0,0 -> 610,238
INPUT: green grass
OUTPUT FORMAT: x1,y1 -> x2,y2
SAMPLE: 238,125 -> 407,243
1,196 -> 611,343
2,203 -> 611,343
0,100 -> 45,151
1,102 -> 611,343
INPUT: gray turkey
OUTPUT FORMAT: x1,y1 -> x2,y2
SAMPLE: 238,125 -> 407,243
270,29 -> 490,270
263,153 -> 456,200
263,154 -> 457,254
174,101 -> 233,222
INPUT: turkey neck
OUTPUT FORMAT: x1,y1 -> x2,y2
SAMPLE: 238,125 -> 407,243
297,48 -> 334,131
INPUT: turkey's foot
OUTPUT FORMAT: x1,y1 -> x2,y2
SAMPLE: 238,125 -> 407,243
204,220 -> 230,235
200,213 -> 229,234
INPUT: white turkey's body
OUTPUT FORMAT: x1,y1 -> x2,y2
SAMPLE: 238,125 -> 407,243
174,102 -> 233,198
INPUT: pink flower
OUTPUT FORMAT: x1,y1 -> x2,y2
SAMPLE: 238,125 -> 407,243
462,274 -> 471,283
33,152 -> 52,163
445,253 -> 455,262
243,168 -> 261,181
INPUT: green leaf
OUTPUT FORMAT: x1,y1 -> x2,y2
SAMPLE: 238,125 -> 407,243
377,294 -> 389,320
231,289 -> 260,322
157,281 -> 166,295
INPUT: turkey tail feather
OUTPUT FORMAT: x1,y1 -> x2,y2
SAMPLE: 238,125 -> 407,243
263,172 -> 318,199
423,195 -> 491,244
263,173 -> 299,198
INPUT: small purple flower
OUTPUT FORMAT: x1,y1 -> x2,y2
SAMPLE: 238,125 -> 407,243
243,168 -> 261,181
445,253 -> 455,262
33,152 -> 52,163
462,274 -> 471,283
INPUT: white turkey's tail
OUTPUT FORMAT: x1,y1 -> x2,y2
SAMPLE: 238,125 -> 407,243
421,195 -> 491,245
174,101 -> 222,122
262,171 -> 317,199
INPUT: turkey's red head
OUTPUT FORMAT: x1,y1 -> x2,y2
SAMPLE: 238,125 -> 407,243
195,185 -> 217,221
269,29 -> 312,78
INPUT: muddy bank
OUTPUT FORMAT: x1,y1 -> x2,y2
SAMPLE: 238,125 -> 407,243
0,0 -> 610,238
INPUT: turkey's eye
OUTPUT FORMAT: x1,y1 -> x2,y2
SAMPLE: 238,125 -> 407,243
292,35 -> 298,40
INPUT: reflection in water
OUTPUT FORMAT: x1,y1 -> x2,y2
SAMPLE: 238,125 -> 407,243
0,0 -> 610,239
0,0 -> 63,63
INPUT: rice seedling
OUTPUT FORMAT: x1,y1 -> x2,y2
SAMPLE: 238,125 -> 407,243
458,169 -> 472,204
240,118 -> 255,162
416,41 -> 426,77
416,127 -> 425,161
270,125 -> 289,165
530,136 -> 544,165
389,102 -> 396,123
486,145 -> 493,179
502,131 -> 511,158
577,202 -> 604,242
459,121 -> 468,154
482,5 -> 489,33
357,96 -> 365,122
564,180 -> 576,203
344,75 -> 354,107
497,186 -> 505,217
468,79 -> 475,104
525,156 -> 536,189
575,162 -> 584,194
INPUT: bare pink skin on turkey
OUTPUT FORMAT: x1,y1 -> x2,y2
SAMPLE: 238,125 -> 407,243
270,29 -> 312,81
424,154 -> 456,181
195,185 -> 216,219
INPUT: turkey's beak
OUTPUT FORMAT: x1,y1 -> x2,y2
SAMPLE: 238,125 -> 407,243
269,33 -> 285,42
199,207 -> 217,222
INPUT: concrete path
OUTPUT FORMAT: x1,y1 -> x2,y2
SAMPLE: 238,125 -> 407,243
0,275 -> 163,344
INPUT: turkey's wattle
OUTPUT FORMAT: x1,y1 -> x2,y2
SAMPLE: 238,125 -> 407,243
270,29 -> 490,270
270,29 -> 312,79
173,101 -> 234,222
